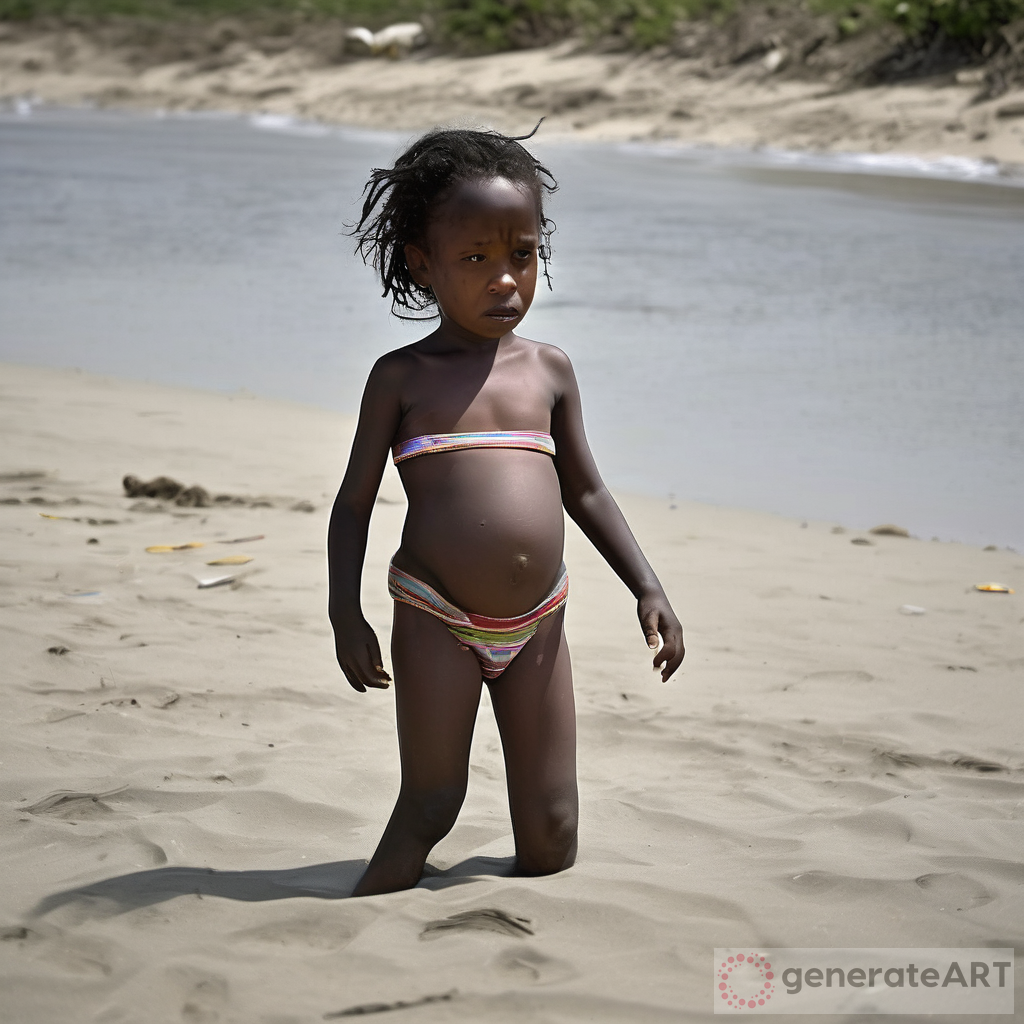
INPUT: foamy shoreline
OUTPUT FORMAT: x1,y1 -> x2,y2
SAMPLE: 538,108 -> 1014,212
1,362 -> 1021,1021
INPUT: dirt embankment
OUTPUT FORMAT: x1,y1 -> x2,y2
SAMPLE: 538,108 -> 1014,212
3,10 -> 1024,167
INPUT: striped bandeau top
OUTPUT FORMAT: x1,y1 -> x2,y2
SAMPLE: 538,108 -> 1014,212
392,430 -> 556,465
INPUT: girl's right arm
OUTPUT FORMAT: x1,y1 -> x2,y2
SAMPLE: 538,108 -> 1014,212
328,354 -> 405,692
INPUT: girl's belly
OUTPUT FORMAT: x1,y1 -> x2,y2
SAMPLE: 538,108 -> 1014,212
395,449 -> 565,618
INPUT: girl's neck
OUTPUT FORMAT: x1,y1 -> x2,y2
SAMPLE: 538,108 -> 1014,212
426,317 -> 516,353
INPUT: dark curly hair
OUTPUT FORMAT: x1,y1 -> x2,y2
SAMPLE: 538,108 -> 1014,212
353,124 -> 558,319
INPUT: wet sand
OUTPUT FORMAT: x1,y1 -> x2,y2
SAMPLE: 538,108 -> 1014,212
1,361 -> 1021,1021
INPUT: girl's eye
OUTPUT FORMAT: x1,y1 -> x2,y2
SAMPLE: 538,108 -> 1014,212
464,254 -> 485,262
513,249 -> 534,260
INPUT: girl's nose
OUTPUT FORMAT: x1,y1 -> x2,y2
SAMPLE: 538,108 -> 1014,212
488,271 -> 516,294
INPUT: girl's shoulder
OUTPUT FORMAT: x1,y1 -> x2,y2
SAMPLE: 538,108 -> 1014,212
515,336 -> 575,381
367,343 -> 423,383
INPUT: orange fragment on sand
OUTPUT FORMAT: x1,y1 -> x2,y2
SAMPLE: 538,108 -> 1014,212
206,554 -> 253,566
145,542 -> 205,553
974,583 -> 1014,593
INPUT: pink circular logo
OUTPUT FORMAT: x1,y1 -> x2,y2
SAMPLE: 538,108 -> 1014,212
718,953 -> 774,1009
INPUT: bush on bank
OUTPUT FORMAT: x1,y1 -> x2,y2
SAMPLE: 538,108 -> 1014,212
2,0 -> 1022,53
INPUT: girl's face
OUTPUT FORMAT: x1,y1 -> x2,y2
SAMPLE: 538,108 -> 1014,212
404,176 -> 541,342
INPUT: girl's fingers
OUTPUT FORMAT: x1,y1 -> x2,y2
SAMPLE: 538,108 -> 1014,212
660,648 -> 683,681
360,643 -> 391,692
365,641 -> 392,687
652,622 -> 685,680
342,666 -> 367,693
338,650 -> 390,692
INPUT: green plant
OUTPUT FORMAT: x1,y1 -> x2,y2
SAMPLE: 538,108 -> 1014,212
813,0 -> 1024,42
3,0 -> 1023,53
876,0 -> 1024,42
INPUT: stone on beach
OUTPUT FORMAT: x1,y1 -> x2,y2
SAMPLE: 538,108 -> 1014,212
870,524 -> 910,537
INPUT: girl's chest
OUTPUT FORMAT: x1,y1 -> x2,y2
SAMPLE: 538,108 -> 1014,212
400,361 -> 554,435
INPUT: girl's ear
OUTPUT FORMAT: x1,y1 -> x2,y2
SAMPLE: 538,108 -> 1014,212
404,243 -> 430,287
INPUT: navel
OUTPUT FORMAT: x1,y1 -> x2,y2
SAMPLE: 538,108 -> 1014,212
510,552 -> 529,585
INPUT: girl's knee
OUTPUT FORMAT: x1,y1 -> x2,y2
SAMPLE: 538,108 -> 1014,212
398,782 -> 467,844
516,796 -> 578,876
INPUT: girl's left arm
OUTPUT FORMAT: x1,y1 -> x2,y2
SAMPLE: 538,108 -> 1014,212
547,347 -> 684,681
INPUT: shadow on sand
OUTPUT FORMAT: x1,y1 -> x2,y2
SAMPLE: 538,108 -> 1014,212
31,854 -> 517,918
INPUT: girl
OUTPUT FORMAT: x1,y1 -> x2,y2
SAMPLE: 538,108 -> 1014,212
329,126 -> 684,897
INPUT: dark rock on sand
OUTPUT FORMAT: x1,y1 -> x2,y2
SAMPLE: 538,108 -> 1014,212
870,524 -> 910,537
123,474 -> 210,507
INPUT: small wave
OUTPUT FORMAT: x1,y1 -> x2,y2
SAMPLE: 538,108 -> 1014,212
248,113 -> 332,137
620,140 -> 1023,188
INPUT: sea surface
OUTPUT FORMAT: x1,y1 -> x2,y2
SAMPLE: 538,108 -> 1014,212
2,107 -> 1022,548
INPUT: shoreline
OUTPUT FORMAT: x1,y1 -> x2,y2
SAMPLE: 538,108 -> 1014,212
2,361 -> 1022,1020
14,100 -> 1024,192
3,30 -> 1024,174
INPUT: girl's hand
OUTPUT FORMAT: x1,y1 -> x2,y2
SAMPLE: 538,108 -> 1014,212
332,615 -> 392,692
638,591 -> 685,682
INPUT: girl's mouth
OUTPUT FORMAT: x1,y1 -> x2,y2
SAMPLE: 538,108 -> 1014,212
484,305 -> 520,321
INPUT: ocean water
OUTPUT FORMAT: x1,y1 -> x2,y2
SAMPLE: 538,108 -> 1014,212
2,107 -> 1022,548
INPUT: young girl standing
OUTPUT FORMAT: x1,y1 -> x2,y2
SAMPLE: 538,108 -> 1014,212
329,127 -> 684,897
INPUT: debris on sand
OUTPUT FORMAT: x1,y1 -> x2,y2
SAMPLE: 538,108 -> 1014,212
123,474 -> 211,507
39,512 -> 120,526
124,476 -> 314,512
870,524 -> 910,537
324,989 -> 456,1019
195,572 -> 239,589
206,554 -> 253,566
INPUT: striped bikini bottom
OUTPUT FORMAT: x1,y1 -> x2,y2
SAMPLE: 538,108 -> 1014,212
387,561 -> 568,680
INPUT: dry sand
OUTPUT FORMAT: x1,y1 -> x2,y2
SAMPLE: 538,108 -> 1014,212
4,30 -> 1024,170
1,361 -> 1022,1022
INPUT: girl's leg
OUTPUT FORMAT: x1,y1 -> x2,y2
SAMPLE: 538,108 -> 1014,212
488,608 -> 578,877
352,602 -> 483,897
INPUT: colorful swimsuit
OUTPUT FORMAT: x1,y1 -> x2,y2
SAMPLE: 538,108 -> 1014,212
391,430 -> 556,464
389,431 -> 567,679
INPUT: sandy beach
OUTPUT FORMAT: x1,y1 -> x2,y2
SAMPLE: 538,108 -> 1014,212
1,360 -> 1021,1021
3,25 -> 1024,172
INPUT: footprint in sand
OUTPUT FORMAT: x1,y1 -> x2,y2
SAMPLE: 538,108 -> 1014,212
24,786 -> 128,819
420,908 -> 533,940
167,965 -> 229,1024
13,925 -> 115,976
805,670 -> 874,684
491,945 -> 576,984
915,872 -> 994,910
231,913 -> 367,951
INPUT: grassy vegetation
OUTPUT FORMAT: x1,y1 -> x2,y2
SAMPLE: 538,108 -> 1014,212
2,0 -> 1022,53
812,0 -> 1024,43
0,0 -> 421,21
